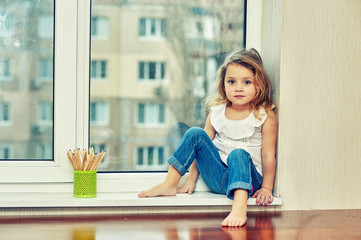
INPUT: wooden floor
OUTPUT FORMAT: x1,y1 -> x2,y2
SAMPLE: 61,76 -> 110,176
0,209 -> 360,240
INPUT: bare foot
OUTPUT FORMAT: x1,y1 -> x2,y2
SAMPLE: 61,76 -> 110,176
221,205 -> 247,227
138,182 -> 178,198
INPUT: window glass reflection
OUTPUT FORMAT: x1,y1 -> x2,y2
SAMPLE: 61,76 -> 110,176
90,0 -> 245,171
0,0 -> 54,160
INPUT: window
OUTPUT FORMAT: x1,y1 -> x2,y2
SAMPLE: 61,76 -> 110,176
39,58 -> 53,81
91,60 -> 107,80
0,11 -> 14,38
90,0 -> 246,172
139,18 -> 167,38
38,102 -> 53,124
90,102 -> 109,125
0,102 -> 11,125
0,144 -> 12,159
137,103 -> 165,125
91,143 -> 108,169
91,16 -> 109,39
36,143 -> 52,159
0,0 -> 261,193
0,0 -> 76,182
136,146 -> 167,170
38,15 -> 54,39
0,58 -> 12,81
139,61 -> 165,81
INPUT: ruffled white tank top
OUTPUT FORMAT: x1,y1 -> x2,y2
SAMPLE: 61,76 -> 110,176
210,104 -> 268,176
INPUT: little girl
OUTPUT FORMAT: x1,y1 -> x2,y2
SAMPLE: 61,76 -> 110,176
138,48 -> 278,227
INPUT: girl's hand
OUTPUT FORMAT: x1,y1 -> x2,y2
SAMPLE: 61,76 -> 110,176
177,180 -> 196,195
251,187 -> 274,206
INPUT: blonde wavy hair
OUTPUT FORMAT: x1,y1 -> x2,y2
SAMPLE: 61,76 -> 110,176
205,48 -> 276,116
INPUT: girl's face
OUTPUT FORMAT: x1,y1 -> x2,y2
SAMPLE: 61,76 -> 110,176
223,63 -> 256,109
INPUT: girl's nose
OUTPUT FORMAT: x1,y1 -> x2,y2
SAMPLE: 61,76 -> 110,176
235,83 -> 243,91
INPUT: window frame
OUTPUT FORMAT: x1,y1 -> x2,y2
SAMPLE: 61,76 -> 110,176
0,0 -> 78,183
0,0 -> 263,194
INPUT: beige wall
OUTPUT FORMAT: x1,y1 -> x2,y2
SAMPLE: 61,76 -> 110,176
264,0 -> 361,210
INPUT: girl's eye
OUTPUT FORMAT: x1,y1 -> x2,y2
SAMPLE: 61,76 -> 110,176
244,80 -> 252,85
227,80 -> 235,84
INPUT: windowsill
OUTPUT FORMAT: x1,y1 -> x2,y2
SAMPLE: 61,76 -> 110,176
0,191 -> 282,208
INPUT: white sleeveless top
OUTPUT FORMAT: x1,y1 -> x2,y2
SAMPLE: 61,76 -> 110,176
210,104 -> 268,176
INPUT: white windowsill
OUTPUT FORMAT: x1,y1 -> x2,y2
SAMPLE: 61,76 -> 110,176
0,192 -> 282,208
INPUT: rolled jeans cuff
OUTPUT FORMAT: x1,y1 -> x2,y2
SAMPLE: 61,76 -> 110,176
168,156 -> 187,176
227,181 -> 252,200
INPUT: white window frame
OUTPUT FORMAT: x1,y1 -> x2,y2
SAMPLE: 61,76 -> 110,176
0,0 -> 262,195
0,0 -> 78,183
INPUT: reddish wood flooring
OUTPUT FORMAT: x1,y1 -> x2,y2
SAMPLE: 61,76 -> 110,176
0,209 -> 360,239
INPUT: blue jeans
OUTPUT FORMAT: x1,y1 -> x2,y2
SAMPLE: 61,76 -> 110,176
168,127 -> 263,200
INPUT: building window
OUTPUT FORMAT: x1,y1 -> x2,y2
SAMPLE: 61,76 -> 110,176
0,58 -> 12,81
38,102 -> 53,125
0,102 -> 11,125
138,103 -> 165,125
139,61 -> 165,81
90,101 -> 109,125
38,15 -> 54,39
139,18 -> 167,38
91,60 -> 107,80
91,16 -> 109,39
136,146 -> 166,168
36,143 -> 52,159
91,143 -> 108,168
39,58 -> 53,81
0,145 -> 12,159
0,11 -> 14,38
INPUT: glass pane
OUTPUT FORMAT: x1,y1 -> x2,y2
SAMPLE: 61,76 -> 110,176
0,0 -> 54,161
90,0 -> 245,171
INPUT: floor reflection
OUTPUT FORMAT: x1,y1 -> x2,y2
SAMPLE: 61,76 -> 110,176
1,210 -> 360,240
1,213 -> 276,240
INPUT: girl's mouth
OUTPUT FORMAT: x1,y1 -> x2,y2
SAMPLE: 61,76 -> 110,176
234,95 -> 245,98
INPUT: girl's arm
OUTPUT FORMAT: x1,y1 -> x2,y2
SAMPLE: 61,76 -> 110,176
178,112 -> 216,194
252,111 -> 278,205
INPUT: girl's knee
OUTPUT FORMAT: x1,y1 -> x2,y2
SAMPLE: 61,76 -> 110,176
227,149 -> 251,165
184,127 -> 206,138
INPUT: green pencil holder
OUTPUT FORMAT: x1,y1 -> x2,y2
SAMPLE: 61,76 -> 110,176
73,170 -> 97,198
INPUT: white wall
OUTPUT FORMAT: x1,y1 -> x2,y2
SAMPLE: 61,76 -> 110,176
263,0 -> 361,210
